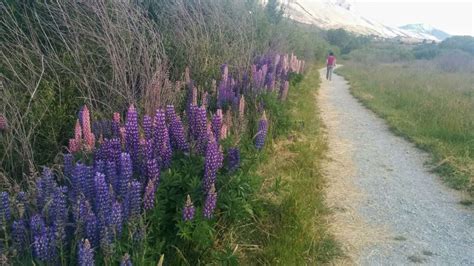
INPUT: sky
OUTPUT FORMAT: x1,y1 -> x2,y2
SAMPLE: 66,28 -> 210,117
349,0 -> 474,36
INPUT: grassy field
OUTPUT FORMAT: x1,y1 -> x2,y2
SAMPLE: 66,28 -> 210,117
337,62 -> 474,196
236,66 -> 341,264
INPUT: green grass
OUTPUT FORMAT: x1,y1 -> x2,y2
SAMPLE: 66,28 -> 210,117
237,66 -> 341,264
337,62 -> 474,195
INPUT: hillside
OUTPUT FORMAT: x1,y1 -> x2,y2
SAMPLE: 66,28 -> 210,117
284,0 -> 445,42
400,24 -> 451,41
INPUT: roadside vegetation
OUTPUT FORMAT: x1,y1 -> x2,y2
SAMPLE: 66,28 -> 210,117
337,38 -> 474,196
0,0 -> 340,264
238,66 -> 341,264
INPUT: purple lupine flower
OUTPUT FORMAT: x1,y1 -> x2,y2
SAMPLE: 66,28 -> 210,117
51,186 -> 68,224
95,141 -> 108,162
196,106 -> 209,154
255,111 -> 268,150
109,138 -> 122,163
92,120 -> 102,139
111,201 -> 123,236
71,163 -> 87,199
119,153 -> 133,198
73,197 -> 91,238
36,167 -> 57,210
0,191 -> 11,223
84,166 -> 95,202
166,105 -> 189,152
226,147 -> 240,172
187,104 -> 198,139
63,153 -> 74,177
51,186 -> 68,245
112,117 -> 121,138
165,104 -> 177,123
146,159 -> 160,183
105,160 -> 118,193
161,140 -> 172,169
203,185 -> 217,219
211,111 -> 222,142
99,225 -> 113,256
30,214 -> 46,237
125,105 -> 140,166
94,160 -> 105,176
141,139 -> 154,164
128,181 -> 142,219
93,119 -> 113,139
143,178 -> 157,210
94,172 -> 112,225
143,115 -> 153,141
85,211 -> 99,248
182,195 -> 195,221
203,136 -> 223,192
33,226 -> 56,262
12,219 -> 28,252
78,239 -> 94,266
120,253 -> 133,266
153,109 -> 172,168
171,115 -> 189,152
16,191 -> 27,217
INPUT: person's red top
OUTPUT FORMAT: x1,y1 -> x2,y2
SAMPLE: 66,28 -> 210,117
327,55 -> 336,66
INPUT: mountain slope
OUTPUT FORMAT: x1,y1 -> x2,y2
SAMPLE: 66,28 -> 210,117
284,0 -> 443,42
400,24 -> 451,41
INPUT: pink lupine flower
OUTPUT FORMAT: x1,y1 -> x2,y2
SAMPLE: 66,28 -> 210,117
220,124 -> 228,140
68,139 -> 79,153
113,112 -> 121,123
74,120 -> 82,143
81,106 -> 92,136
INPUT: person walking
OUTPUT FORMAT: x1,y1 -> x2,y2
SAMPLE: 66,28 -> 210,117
326,52 -> 336,81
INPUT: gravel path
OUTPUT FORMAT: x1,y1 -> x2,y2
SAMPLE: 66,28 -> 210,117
318,67 -> 474,265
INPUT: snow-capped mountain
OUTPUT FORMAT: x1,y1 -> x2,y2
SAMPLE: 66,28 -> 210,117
283,0 -> 445,42
400,24 -> 451,41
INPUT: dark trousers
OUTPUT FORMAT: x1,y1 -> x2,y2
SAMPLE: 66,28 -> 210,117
326,65 -> 333,80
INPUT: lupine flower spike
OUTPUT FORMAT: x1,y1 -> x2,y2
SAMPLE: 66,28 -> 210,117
143,177 -> 157,210
203,135 -> 223,192
81,106 -> 95,151
78,239 -> 94,266
226,147 -> 240,172
120,253 -> 133,266
203,185 -> 217,219
255,111 -> 268,150
182,195 -> 195,221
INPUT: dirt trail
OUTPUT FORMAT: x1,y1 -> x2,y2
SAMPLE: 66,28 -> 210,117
318,67 -> 474,265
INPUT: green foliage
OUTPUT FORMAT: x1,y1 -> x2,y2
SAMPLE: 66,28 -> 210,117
440,36 -> 474,55
265,0 -> 284,24
326,28 -> 371,54
347,42 -> 414,63
413,44 -> 440,59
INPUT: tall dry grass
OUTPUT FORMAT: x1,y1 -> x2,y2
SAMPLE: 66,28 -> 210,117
1,0 -> 330,186
1,1 -> 167,185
